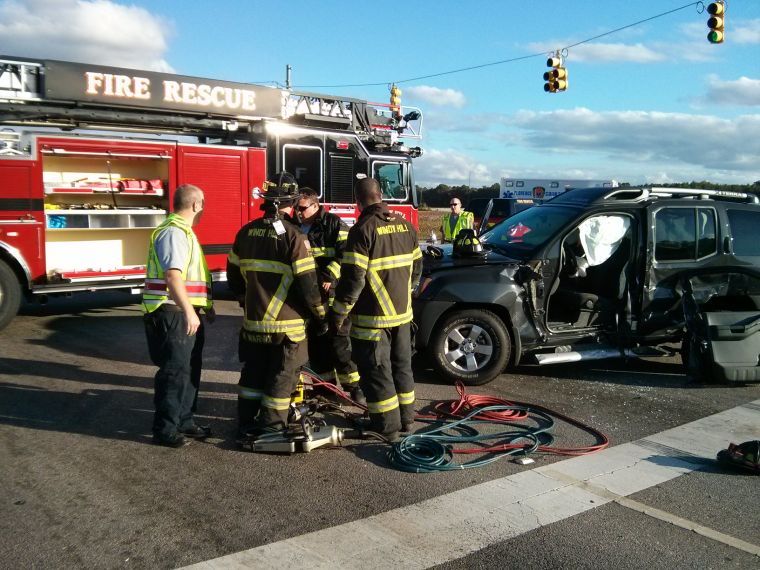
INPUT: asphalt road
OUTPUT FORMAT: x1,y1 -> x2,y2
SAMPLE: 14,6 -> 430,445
1,291 -> 758,569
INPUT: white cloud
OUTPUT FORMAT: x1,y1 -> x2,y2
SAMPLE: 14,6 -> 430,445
415,149 -> 491,186
509,107 -> 760,176
705,76 -> 760,106
404,85 -> 466,108
735,18 -> 760,44
567,42 -> 665,63
0,0 -> 174,72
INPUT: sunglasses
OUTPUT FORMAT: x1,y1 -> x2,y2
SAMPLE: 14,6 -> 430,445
450,203 -> 460,207
297,204 -> 315,212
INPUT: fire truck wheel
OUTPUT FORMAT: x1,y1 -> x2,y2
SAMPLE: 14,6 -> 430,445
0,260 -> 22,331
431,309 -> 511,386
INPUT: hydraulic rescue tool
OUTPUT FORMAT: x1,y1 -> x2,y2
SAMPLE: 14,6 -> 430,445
237,369 -> 371,454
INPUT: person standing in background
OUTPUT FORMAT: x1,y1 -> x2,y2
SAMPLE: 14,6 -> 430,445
440,197 -> 474,243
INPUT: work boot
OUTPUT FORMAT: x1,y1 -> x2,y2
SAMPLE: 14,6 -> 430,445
152,433 -> 190,448
179,424 -> 212,439
349,386 -> 367,408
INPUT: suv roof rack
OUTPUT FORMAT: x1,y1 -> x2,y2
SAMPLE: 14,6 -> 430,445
604,186 -> 759,204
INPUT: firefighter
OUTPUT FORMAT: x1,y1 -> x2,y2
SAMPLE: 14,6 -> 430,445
227,172 -> 327,438
331,178 -> 422,438
142,184 -> 215,448
440,197 -> 474,242
296,187 -> 364,405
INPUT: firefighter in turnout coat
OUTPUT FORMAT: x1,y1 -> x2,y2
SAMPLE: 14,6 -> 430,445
331,178 -> 422,436
296,188 -> 363,403
227,173 -> 327,436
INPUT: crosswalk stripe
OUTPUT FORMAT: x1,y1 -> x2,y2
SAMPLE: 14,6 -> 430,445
183,399 -> 760,569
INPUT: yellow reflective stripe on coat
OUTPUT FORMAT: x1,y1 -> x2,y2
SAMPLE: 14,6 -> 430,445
239,259 -> 292,275
292,255 -> 317,275
351,309 -> 413,328
337,230 -> 348,242
326,260 -> 341,280
368,252 -> 415,270
263,273 -> 294,321
367,270 -> 396,317
337,370 -> 360,385
242,329 -> 306,343
412,247 -> 422,260
343,251 -> 369,269
228,251 -> 240,266
398,391 -> 415,405
261,395 -> 292,411
239,387 -> 264,400
243,318 -> 306,334
310,247 -> 336,258
332,299 -> 353,317
350,326 -> 382,341
367,395 -> 399,414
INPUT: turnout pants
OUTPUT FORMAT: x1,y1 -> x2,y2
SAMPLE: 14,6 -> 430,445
352,322 -> 415,434
144,307 -> 205,439
307,319 -> 360,389
238,334 -> 308,434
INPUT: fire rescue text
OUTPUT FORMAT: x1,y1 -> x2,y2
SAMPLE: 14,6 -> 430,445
85,72 -> 258,111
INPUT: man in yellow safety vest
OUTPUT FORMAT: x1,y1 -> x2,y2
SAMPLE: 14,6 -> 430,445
142,184 -> 215,448
440,197 -> 474,242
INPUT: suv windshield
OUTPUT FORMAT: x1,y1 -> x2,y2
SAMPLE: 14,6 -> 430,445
480,205 -> 577,257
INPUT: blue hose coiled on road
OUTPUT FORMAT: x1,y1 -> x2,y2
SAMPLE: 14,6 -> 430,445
387,405 -> 554,473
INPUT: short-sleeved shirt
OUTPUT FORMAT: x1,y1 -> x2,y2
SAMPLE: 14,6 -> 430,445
154,226 -> 190,272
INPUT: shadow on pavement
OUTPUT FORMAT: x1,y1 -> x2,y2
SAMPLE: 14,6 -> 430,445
22,313 -> 242,372
0,361 -> 238,446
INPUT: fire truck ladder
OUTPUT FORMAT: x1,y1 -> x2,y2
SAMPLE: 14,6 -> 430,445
0,58 -> 42,100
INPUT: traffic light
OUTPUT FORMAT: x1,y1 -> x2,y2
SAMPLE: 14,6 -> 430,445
707,1 -> 725,44
389,84 -> 402,117
543,54 -> 567,93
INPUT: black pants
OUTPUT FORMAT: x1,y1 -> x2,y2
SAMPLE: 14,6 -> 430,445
307,320 -> 359,388
144,307 -> 204,439
238,335 -> 308,433
352,322 -> 415,434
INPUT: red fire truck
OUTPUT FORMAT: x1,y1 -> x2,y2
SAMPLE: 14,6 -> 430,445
0,56 -> 423,329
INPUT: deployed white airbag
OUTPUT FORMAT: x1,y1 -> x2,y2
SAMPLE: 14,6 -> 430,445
578,215 -> 630,266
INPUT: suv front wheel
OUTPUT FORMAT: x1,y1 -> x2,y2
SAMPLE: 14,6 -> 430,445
431,309 -> 511,385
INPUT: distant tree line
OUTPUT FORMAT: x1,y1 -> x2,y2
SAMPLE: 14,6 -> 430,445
417,180 -> 760,209
417,183 -> 499,208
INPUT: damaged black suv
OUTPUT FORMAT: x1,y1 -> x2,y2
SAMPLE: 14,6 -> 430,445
413,186 -> 760,385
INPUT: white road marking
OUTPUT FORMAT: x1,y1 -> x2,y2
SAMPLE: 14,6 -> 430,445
183,401 -> 760,570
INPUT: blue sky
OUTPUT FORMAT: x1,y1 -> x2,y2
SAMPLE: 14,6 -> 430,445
2,0 -> 758,186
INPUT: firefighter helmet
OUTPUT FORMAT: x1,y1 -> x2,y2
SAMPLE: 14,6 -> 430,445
262,171 -> 299,202
452,229 -> 485,257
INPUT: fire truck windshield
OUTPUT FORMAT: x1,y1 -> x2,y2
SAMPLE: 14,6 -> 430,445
373,161 -> 407,201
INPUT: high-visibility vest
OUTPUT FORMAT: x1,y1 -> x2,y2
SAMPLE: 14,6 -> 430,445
442,210 -> 474,241
142,213 -> 212,313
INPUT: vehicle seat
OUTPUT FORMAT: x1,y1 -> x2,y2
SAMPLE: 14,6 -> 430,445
549,289 -> 616,327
